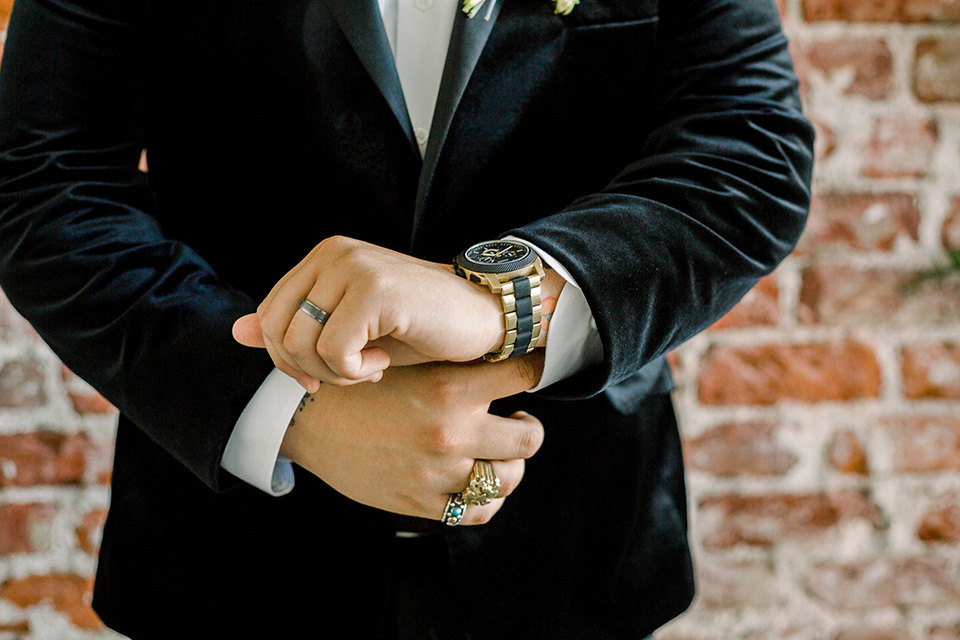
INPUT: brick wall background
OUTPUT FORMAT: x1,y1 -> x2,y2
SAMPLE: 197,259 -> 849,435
1,0 -> 959,637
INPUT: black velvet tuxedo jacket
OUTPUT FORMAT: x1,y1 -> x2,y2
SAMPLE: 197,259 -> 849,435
0,0 -> 813,637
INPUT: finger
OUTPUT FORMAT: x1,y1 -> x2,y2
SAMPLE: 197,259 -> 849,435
467,411 -> 545,462
232,314 -> 266,348
262,333 -> 320,393
281,292 -> 330,378
441,458 -> 525,500
315,288 -> 391,380
458,497 -> 506,526
464,351 -> 546,403
270,322 -> 382,387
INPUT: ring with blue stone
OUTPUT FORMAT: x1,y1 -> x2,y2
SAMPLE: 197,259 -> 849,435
442,493 -> 467,526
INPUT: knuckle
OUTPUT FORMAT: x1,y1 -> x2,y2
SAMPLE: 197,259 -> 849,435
471,508 -> 496,526
280,333 -> 300,355
497,474 -> 518,498
426,423 -> 461,457
257,312 -> 282,341
318,235 -> 351,254
315,336 -> 348,370
515,427 -> 543,459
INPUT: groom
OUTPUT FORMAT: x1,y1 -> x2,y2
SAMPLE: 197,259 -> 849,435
0,0 -> 813,637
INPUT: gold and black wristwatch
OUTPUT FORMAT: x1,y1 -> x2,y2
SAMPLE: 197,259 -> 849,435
454,240 -> 545,362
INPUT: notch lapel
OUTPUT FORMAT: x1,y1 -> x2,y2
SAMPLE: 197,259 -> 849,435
410,1 -> 504,249
323,0 -> 419,154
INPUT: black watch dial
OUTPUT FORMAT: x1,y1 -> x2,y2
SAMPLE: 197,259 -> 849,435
458,241 -> 536,274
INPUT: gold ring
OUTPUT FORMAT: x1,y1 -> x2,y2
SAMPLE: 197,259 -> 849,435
460,460 -> 500,506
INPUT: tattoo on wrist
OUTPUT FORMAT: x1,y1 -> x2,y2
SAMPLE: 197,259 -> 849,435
541,296 -> 558,324
288,392 -> 315,427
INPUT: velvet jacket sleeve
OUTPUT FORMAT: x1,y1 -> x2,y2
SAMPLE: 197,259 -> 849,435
0,0 -> 274,492
507,0 -> 815,398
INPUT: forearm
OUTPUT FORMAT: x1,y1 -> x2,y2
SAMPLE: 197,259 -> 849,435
507,0 -> 814,396
0,0 -> 275,491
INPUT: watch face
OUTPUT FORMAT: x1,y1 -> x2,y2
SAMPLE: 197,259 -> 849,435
461,241 -> 533,272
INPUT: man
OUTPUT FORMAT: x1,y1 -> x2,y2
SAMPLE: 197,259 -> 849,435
0,0 -> 814,638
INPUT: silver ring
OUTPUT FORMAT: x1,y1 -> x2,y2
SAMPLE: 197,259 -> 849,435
297,299 -> 330,325
442,493 -> 467,526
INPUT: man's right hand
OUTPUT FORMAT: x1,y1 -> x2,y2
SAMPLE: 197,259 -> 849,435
279,353 -> 546,525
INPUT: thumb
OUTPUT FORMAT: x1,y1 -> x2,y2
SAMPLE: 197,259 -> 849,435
470,350 -> 545,402
232,313 -> 267,348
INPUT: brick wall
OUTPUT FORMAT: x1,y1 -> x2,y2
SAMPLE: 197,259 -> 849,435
0,0 -> 959,637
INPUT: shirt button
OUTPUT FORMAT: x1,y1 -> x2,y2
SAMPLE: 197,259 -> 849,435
415,0 -> 434,10
414,127 -> 429,146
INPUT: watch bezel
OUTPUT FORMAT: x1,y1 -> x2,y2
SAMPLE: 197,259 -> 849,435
456,240 -> 537,274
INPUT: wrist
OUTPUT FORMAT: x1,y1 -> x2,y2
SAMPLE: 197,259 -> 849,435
535,268 -> 565,348
278,391 -> 317,462
453,240 -> 546,362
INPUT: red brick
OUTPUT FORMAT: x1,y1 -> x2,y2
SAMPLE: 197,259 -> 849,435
61,366 -> 115,415
0,358 -> 46,409
862,117 -> 938,179
0,503 -> 57,555
744,627 -> 823,640
0,574 -> 102,630
918,504 -> 960,542
827,430 -> 870,475
794,38 -> 893,99
834,627 -> 912,640
684,421 -> 798,476
711,276 -> 780,330
0,431 -> 112,488
798,193 -> 920,255
944,197 -> 960,251
666,349 -> 681,373
0,0 -> 12,30
804,0 -> 960,22
697,556 -> 778,608
699,490 -> 883,549
807,558 -> 960,609
75,509 -> 108,555
883,417 -> 960,472
799,265 -> 960,327
698,342 -> 881,405
915,38 -> 960,102
902,343 -> 960,400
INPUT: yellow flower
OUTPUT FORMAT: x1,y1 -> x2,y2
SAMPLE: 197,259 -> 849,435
463,0 -> 579,19
462,0 -> 488,19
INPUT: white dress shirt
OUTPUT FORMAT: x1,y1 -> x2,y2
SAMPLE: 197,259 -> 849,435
221,0 -> 603,496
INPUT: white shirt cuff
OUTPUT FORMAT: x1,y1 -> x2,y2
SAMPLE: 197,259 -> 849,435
221,369 -> 305,496
503,237 -> 604,391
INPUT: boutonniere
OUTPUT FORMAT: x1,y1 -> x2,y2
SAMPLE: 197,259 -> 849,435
462,0 -> 580,20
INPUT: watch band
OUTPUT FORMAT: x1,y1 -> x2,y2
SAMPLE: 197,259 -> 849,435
485,273 -> 542,362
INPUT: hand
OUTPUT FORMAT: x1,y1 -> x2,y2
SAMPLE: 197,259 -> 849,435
233,236 -> 504,390
279,353 -> 546,525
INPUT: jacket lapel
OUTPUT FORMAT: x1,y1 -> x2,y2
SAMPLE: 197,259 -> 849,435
324,0 -> 419,155
411,1 -> 504,249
